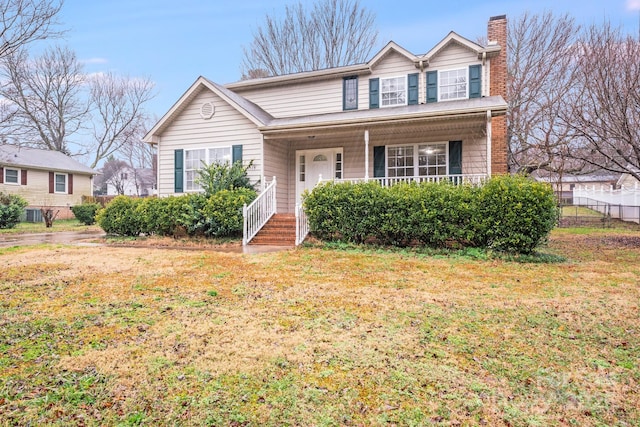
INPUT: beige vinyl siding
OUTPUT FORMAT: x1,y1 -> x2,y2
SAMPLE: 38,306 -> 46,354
428,44 -> 484,100
234,78 -> 343,118
0,168 -> 92,208
156,88 -> 263,196
263,140 -> 290,213
364,51 -> 419,107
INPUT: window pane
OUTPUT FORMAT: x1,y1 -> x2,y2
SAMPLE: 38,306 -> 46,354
439,69 -> 467,101
380,76 -> 407,107
55,174 -> 66,192
343,77 -> 357,110
5,169 -> 18,183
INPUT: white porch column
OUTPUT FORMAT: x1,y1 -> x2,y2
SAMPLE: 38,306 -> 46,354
364,130 -> 370,182
486,110 -> 492,177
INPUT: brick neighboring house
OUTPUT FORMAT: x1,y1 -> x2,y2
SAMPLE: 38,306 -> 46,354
144,15 -> 508,244
0,145 -> 96,221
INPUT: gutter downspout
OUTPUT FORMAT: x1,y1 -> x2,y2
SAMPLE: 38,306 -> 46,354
364,130 -> 370,182
486,110 -> 492,177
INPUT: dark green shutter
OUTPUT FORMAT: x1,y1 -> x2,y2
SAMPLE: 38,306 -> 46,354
469,65 -> 481,98
373,146 -> 385,178
232,144 -> 243,164
369,78 -> 379,109
408,73 -> 419,105
449,141 -> 462,175
174,149 -> 184,193
426,71 -> 438,103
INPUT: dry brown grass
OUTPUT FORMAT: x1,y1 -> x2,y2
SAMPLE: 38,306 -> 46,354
0,229 -> 639,425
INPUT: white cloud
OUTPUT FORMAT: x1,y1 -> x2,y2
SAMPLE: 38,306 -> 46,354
80,57 -> 109,65
627,0 -> 640,11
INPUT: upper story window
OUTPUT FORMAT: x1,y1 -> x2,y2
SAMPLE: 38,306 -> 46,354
55,173 -> 67,193
184,147 -> 231,191
4,168 -> 19,184
439,68 -> 468,101
381,76 -> 406,107
343,76 -> 358,110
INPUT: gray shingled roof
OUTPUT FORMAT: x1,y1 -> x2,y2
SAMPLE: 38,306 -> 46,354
206,78 -> 274,126
262,96 -> 508,130
0,145 -> 96,175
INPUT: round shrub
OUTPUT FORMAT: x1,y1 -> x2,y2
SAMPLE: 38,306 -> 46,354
70,202 -> 101,225
473,175 -> 558,253
0,192 -> 28,229
96,196 -> 144,236
200,188 -> 257,237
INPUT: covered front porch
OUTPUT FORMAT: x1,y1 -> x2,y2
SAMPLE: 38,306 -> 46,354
261,111 -> 497,214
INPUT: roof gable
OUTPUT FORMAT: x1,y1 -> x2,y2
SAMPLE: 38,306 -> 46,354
422,31 -> 497,62
368,41 -> 418,68
0,145 -> 95,175
144,76 -> 273,142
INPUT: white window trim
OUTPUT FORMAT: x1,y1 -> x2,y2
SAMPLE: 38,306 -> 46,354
385,142 -> 449,178
54,172 -> 67,194
380,75 -> 408,108
184,146 -> 232,192
4,167 -> 20,185
437,67 -> 469,102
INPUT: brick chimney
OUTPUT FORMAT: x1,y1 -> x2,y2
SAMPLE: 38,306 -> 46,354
487,15 -> 508,175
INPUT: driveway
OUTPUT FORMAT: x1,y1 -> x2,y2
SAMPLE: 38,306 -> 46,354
0,230 -> 106,248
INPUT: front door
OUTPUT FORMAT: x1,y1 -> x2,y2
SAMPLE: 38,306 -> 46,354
296,148 -> 341,204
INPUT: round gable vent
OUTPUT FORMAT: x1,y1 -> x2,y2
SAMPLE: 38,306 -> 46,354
200,102 -> 215,119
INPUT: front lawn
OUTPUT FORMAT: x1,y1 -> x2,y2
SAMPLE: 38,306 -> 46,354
0,229 -> 638,425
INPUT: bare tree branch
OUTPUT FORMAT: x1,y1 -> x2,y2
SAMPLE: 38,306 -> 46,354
241,0 -> 378,77
86,72 -> 156,168
0,45 -> 87,154
0,0 -> 64,58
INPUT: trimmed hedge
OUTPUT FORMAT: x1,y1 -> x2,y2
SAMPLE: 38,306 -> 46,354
303,175 -> 558,253
0,192 -> 28,229
97,188 -> 256,238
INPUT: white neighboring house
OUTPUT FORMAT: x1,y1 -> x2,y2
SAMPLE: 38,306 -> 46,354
0,144 -> 96,220
104,165 -> 156,196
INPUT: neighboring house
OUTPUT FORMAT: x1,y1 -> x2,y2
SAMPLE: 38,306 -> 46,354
532,170 -> 620,203
0,144 -> 96,221
98,165 -> 156,196
144,15 -> 508,244
617,167 -> 640,190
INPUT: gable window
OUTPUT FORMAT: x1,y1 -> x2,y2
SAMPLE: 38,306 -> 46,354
4,168 -> 19,184
387,143 -> 449,178
343,76 -> 358,110
55,173 -> 67,193
439,68 -> 467,101
381,76 -> 406,107
184,147 -> 231,191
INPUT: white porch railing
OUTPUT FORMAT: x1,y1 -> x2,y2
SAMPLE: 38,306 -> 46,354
243,176 -> 277,245
295,203 -> 309,246
332,174 -> 488,186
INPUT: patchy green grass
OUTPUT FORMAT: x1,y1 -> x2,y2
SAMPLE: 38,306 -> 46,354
0,228 -> 638,425
0,219 -> 100,234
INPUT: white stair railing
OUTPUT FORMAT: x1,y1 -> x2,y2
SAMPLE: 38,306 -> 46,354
243,176 -> 277,245
295,203 -> 309,246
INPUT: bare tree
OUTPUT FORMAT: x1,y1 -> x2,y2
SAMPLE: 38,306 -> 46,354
0,0 -> 63,59
86,72 -> 155,168
563,23 -> 640,181
241,0 -> 378,77
507,12 -> 584,178
99,156 -> 129,195
0,45 -> 87,154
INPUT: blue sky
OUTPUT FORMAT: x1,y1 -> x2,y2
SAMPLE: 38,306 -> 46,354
57,0 -> 640,120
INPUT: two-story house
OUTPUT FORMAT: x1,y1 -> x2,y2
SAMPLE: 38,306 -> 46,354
144,15 -> 508,244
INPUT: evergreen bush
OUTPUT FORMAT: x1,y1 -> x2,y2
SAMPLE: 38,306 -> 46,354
70,202 -> 101,225
0,192 -> 28,229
